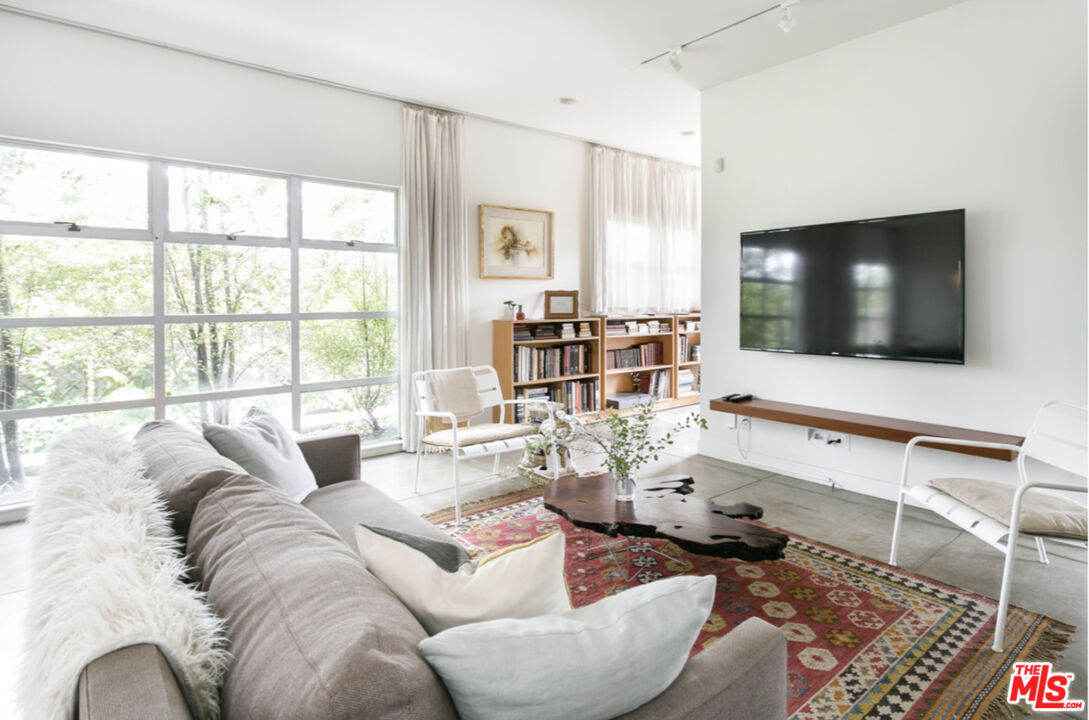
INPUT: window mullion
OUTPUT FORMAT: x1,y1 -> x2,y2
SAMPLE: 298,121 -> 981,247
288,176 -> 302,433
150,160 -> 169,420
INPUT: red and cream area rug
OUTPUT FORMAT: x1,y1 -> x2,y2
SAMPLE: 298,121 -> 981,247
426,491 -> 1076,720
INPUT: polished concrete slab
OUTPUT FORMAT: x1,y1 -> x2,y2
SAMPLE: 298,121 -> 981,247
0,408 -> 1085,719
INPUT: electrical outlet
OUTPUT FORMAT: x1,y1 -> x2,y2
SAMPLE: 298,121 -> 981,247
825,431 -> 850,450
807,428 -> 850,450
725,413 -> 737,429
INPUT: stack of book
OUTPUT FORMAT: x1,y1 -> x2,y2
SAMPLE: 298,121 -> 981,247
677,368 -> 697,396
534,324 -> 558,339
605,392 -> 653,410
560,323 -> 575,339
605,321 -> 628,336
625,320 -> 639,335
578,321 -> 593,338
605,342 -> 662,370
513,324 -> 533,341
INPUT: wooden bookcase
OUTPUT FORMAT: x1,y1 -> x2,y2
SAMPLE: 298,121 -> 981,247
674,313 -> 701,405
492,313 -> 702,423
492,318 -> 603,422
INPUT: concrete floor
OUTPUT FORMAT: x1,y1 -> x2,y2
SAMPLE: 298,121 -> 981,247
0,407 -> 1085,718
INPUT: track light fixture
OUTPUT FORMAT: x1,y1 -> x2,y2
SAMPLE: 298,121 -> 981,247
778,0 -> 799,33
667,47 -> 683,72
640,1 -> 801,70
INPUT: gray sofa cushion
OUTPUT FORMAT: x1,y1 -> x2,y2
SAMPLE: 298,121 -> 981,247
303,479 -> 460,553
188,475 -> 456,720
134,419 -> 246,535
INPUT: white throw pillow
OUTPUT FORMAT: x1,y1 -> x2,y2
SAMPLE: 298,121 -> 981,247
354,526 -> 571,634
418,575 -> 716,720
202,406 -> 317,502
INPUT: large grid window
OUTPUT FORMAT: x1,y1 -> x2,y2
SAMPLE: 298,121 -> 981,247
0,142 -> 399,507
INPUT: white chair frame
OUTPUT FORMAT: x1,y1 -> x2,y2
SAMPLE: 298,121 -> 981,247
412,365 -> 555,525
889,401 -> 1087,652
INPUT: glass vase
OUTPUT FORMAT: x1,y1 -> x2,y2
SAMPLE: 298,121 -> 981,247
614,473 -> 636,502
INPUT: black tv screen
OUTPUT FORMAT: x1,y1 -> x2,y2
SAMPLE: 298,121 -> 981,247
740,209 -> 964,364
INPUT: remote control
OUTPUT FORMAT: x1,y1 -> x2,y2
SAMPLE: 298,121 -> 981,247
731,394 -> 753,403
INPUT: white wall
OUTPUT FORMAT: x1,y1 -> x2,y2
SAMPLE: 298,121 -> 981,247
699,0 -> 1087,499
464,119 -> 590,368
0,12 -> 594,378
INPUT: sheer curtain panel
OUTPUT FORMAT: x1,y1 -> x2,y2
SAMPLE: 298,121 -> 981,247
589,146 -> 700,315
401,106 -> 469,451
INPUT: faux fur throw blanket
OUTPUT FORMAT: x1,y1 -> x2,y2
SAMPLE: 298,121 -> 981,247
20,426 -> 228,720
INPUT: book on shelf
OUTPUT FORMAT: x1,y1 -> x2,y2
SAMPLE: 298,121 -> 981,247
605,321 -> 628,336
688,344 -> 700,362
534,324 -> 558,339
514,379 -> 600,421
604,342 -> 662,370
560,322 -> 575,339
634,369 -> 671,400
512,323 -> 533,341
677,368 -> 697,397
512,343 -> 593,382
578,322 -> 593,337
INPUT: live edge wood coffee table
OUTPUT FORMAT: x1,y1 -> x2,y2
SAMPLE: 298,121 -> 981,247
543,474 -> 789,562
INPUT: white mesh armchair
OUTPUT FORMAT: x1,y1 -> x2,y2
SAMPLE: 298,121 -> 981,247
412,365 -> 553,524
889,401 -> 1087,651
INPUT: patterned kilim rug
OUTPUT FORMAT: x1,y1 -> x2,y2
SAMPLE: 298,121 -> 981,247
424,492 -> 1076,720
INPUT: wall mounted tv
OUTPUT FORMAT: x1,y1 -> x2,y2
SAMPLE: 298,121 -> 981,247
740,209 -> 964,364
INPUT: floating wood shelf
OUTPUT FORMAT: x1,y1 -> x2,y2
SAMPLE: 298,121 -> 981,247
708,397 -> 1023,461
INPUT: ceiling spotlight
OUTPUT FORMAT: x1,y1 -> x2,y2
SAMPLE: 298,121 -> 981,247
667,47 -> 683,72
778,0 -> 799,33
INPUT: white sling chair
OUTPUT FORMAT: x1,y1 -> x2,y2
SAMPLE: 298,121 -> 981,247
412,365 -> 552,524
889,401 -> 1087,652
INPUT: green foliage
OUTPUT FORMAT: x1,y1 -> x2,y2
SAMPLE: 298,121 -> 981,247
535,404 -> 707,480
0,150 -> 401,489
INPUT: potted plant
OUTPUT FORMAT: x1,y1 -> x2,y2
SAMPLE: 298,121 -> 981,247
529,404 -> 706,501
503,300 -> 518,319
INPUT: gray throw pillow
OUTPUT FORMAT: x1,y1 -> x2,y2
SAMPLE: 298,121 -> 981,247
361,524 -> 472,573
202,407 -> 317,502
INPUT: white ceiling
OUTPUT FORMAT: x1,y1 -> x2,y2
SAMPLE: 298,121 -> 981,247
3,0 -> 971,165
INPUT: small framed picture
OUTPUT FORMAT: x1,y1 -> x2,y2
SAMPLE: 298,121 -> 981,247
544,290 -> 579,319
479,204 -> 554,279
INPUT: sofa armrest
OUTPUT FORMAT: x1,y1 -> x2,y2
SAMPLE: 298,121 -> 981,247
78,644 -> 193,720
297,433 -> 361,487
615,617 -> 787,720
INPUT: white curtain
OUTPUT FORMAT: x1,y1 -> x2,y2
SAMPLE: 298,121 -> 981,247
401,105 -> 469,451
589,145 -> 700,315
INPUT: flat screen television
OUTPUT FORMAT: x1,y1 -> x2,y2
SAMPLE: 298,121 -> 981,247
740,209 -> 964,364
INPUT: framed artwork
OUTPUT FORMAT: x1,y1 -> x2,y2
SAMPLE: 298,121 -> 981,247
479,204 -> 554,279
544,290 -> 579,319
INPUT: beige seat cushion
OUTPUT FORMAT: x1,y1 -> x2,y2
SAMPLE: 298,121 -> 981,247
928,477 -> 1087,540
423,422 -> 535,447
